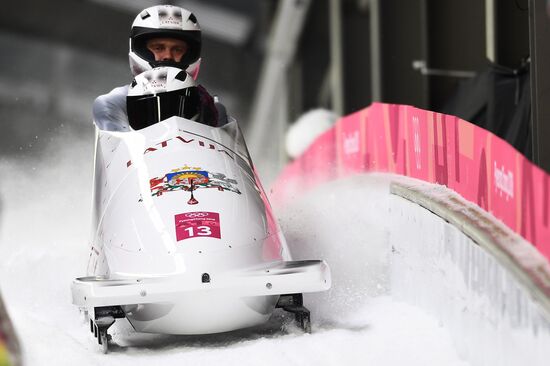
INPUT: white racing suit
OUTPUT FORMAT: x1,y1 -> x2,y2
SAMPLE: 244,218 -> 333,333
93,85 -> 131,131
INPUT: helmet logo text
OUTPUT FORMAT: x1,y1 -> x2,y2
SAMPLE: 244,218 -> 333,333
158,6 -> 183,28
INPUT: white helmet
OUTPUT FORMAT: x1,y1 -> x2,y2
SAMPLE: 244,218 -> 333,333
127,67 -> 200,130
129,5 -> 201,79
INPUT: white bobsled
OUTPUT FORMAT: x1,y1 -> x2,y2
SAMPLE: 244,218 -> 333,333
71,115 -> 331,352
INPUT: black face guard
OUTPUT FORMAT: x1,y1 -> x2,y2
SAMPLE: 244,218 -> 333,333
126,87 -> 201,130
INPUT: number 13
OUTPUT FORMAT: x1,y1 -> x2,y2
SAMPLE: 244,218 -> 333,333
184,226 -> 212,237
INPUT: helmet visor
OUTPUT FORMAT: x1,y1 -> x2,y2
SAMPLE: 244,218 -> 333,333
127,87 -> 201,130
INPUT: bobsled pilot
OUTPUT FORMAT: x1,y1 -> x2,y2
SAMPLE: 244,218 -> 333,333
93,5 -> 219,131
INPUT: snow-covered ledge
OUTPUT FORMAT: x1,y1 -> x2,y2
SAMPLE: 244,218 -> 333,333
389,179 -> 550,366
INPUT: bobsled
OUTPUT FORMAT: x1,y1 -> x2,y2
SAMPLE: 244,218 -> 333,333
71,68 -> 331,353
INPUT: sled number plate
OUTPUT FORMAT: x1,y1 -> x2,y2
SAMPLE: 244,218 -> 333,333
175,212 -> 221,241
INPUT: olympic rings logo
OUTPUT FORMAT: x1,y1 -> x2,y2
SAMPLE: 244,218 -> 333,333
184,212 -> 210,218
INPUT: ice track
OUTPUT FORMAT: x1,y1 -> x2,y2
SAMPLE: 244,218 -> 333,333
0,129 -> 468,365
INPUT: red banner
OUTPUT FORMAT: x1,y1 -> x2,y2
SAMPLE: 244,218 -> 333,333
272,103 -> 550,261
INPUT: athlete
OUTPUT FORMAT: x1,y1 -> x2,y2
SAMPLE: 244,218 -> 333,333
93,5 -> 219,131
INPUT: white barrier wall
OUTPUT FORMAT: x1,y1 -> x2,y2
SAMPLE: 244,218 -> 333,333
278,174 -> 550,366
389,180 -> 550,366
274,102 -> 550,364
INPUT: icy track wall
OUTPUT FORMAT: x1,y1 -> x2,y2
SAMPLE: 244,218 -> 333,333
271,103 -> 550,366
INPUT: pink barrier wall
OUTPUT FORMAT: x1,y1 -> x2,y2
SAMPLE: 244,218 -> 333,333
272,103 -> 550,261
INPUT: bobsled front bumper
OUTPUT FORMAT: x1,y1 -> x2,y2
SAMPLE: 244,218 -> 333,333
72,260 -> 330,334
71,260 -> 331,308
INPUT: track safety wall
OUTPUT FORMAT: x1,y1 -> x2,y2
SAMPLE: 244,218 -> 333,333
271,102 -> 550,365
388,180 -> 550,366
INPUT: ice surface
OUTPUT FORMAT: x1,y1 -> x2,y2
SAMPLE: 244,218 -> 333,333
0,131 -> 468,365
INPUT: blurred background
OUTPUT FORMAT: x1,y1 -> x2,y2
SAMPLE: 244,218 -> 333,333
1,0 -> 550,180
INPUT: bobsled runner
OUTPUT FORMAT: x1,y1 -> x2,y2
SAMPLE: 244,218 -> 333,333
71,67 -> 331,353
